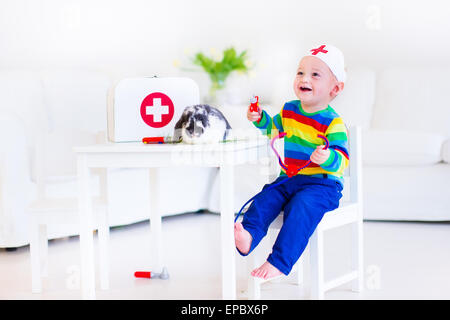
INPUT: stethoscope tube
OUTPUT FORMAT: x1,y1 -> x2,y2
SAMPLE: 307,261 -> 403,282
234,132 -> 329,223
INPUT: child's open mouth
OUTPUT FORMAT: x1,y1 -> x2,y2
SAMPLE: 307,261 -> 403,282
300,86 -> 312,92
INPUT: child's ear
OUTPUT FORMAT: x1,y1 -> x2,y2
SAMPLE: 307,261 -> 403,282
330,82 -> 344,99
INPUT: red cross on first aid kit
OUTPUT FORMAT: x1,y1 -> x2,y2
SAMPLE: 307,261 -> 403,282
108,77 -> 200,142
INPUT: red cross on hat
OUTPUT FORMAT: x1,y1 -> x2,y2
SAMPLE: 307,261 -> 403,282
310,45 -> 328,55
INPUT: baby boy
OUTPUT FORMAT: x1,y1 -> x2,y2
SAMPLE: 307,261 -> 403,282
235,44 -> 349,280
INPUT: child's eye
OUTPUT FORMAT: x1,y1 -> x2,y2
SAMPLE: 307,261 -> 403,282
312,72 -> 320,77
297,71 -> 303,76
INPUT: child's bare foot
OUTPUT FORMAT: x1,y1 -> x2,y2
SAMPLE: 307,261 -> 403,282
251,261 -> 283,280
234,222 -> 252,255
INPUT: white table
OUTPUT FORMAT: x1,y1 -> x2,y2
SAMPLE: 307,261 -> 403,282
74,139 -> 269,299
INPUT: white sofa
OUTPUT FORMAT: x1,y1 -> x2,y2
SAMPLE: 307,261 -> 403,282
0,66 -> 449,247
331,67 -> 450,221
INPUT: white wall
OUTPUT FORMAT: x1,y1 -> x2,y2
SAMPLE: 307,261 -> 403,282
1,0 -> 449,102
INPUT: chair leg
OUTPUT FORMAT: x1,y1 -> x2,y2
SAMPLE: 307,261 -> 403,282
295,256 -> 304,286
351,219 -> 364,292
297,244 -> 312,298
248,276 -> 261,300
39,224 -> 48,277
98,208 -> 110,290
310,229 -> 324,300
30,220 -> 42,293
247,246 -> 262,299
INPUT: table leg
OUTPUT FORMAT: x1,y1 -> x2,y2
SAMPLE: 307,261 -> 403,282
219,164 -> 236,299
97,168 -> 110,290
149,168 -> 163,271
98,201 -> 110,290
77,154 -> 96,299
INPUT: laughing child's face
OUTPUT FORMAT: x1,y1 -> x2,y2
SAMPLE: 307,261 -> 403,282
293,56 -> 344,110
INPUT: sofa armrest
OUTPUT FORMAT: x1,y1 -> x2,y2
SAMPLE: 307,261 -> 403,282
0,110 -> 33,172
0,111 -> 31,179
0,111 -> 34,236
442,139 -> 450,163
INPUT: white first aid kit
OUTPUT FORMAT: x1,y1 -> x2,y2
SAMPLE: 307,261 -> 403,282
107,77 -> 200,142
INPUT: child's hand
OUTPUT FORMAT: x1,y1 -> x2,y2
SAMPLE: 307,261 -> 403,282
247,105 -> 262,122
310,145 -> 330,165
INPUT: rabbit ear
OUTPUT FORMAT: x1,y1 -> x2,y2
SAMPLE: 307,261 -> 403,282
173,108 -> 192,142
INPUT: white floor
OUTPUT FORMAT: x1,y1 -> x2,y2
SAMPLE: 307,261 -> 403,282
1,213 -> 449,300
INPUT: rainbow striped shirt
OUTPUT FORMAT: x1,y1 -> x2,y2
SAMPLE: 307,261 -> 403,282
254,100 -> 349,186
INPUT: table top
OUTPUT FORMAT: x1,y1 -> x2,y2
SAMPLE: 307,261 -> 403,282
73,139 -> 268,154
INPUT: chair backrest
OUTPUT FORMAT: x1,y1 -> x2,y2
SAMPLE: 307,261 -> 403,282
343,125 -> 363,206
40,69 -> 112,179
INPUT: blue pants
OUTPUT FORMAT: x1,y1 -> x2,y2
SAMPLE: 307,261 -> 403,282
239,174 -> 343,275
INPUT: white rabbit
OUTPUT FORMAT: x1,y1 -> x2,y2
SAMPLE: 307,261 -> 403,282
173,104 -> 232,144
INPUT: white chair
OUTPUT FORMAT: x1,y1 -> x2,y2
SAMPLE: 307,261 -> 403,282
28,131 -> 109,293
246,125 -> 364,299
27,70 -> 112,293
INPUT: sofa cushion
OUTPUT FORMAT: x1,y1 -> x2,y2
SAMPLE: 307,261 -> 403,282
442,139 -> 450,163
363,163 -> 450,221
362,129 -> 445,166
371,67 -> 450,137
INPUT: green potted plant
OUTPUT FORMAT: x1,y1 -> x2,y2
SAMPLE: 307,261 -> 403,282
192,47 -> 250,103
